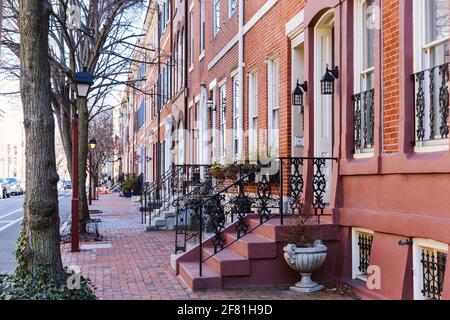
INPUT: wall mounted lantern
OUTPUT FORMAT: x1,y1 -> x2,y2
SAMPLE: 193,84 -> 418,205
321,65 -> 339,95
292,80 -> 308,112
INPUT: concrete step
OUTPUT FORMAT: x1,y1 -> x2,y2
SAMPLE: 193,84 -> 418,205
202,246 -> 250,277
224,232 -> 277,259
178,261 -> 222,291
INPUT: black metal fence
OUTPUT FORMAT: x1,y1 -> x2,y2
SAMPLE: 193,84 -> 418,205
352,89 -> 375,153
421,249 -> 447,300
173,157 -> 337,277
413,62 -> 449,144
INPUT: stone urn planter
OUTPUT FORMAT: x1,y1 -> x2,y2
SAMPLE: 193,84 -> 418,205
283,240 -> 327,293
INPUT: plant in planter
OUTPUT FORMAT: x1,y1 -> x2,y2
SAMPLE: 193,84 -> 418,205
223,164 -> 240,180
283,209 -> 327,293
209,163 -> 226,180
122,177 -> 137,198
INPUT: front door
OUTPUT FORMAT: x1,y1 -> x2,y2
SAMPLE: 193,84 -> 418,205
314,13 -> 334,203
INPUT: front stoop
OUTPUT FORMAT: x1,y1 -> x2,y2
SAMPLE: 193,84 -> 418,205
176,216 -> 339,291
145,210 -> 177,231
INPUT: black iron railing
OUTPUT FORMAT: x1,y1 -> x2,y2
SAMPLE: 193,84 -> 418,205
357,233 -> 373,275
421,249 -> 447,300
352,89 -> 375,153
413,62 -> 450,144
173,157 -> 337,277
141,166 -> 178,225
143,164 -> 212,228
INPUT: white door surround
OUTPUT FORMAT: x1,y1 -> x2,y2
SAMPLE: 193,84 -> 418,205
314,11 -> 334,203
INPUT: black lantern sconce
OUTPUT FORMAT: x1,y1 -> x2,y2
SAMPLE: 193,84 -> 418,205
292,80 -> 308,112
321,64 -> 339,95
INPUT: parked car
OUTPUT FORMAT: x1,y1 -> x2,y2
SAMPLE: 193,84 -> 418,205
0,178 -> 11,199
7,178 -> 24,195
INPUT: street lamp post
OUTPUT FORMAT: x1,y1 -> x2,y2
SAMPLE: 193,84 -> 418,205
88,137 -> 97,205
71,69 -> 94,253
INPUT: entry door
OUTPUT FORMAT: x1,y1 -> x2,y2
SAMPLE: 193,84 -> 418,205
314,24 -> 334,203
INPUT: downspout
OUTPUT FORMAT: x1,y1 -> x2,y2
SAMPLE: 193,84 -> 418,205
157,2 -> 162,197
183,0 -> 189,166
238,0 -> 245,161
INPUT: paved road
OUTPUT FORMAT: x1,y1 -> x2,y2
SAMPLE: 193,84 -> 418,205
0,190 -> 72,274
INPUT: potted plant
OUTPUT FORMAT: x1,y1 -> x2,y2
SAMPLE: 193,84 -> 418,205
209,163 -> 226,180
223,164 -> 239,180
283,209 -> 327,293
122,177 -> 137,198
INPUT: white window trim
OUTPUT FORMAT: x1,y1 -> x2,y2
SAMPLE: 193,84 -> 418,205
351,228 -> 374,282
219,84 -> 227,163
213,0 -> 221,36
199,50 -> 205,61
267,58 -> 280,157
248,72 -> 259,161
412,238 -> 448,300
228,0 -> 237,18
232,75 -> 240,159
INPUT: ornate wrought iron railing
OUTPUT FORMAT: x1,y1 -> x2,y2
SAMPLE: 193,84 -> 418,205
143,164 -> 212,227
173,157 -> 337,277
421,249 -> 447,300
352,89 -> 375,153
141,167 -> 174,224
413,62 -> 450,144
357,233 -> 373,275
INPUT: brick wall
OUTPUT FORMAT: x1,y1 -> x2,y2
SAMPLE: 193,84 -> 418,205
382,0 -> 400,154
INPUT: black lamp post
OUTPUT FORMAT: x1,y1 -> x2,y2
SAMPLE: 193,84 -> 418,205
72,68 -> 94,253
321,65 -> 339,95
88,137 -> 97,205
292,80 -> 308,112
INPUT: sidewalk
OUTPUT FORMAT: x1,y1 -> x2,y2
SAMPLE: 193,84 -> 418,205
61,193 -> 357,300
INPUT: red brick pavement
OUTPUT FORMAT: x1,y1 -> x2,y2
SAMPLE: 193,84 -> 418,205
61,194 -> 357,300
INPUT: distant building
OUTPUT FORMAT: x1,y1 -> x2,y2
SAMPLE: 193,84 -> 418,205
0,95 -> 25,180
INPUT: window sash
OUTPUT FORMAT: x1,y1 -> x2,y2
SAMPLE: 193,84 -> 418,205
214,0 -> 221,35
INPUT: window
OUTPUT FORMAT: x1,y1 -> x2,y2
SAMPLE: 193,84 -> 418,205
232,76 -> 240,158
136,100 -> 145,132
353,0 -> 375,155
229,0 -> 237,17
413,0 -> 450,149
194,101 -> 200,163
219,84 -> 227,161
200,0 -> 205,54
213,0 -> 221,35
413,239 -> 448,300
190,10 -> 194,67
268,59 -> 280,157
177,32 -> 183,91
352,228 -> 374,282
248,72 -> 258,161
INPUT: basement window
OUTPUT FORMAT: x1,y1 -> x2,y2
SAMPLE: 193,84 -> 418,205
352,228 -> 374,281
413,238 -> 448,300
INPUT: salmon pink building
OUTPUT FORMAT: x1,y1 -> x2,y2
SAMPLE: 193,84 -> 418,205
119,0 -> 450,300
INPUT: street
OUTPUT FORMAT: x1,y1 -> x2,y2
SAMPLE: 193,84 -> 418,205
0,190 -> 72,274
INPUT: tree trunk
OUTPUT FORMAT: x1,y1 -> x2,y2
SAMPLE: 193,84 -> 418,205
78,97 -> 90,232
18,0 -> 65,284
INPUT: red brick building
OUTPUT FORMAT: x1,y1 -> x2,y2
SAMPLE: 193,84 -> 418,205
119,0 -> 450,300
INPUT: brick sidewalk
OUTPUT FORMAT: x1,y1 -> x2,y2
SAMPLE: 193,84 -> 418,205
61,194 -> 357,300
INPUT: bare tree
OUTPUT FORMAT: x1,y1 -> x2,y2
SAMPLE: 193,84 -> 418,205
18,0 -> 65,283
88,112 -> 115,194
1,0 -> 167,229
